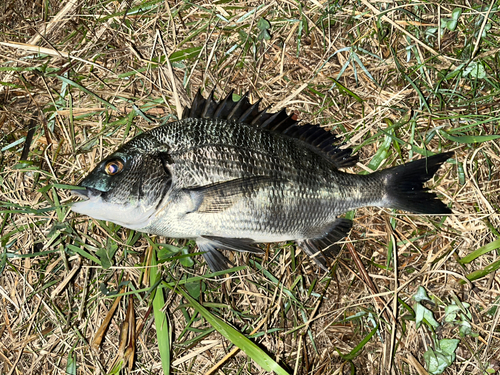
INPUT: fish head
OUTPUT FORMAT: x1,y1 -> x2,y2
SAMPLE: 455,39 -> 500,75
71,141 -> 172,230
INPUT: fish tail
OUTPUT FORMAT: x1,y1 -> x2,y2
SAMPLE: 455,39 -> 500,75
380,152 -> 453,214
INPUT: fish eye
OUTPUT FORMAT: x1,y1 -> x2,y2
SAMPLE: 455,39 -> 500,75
104,159 -> 124,175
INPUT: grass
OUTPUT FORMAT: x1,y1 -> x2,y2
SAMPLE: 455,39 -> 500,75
1,0 -> 499,374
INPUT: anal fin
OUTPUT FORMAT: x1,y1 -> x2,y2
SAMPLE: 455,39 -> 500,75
297,218 -> 353,271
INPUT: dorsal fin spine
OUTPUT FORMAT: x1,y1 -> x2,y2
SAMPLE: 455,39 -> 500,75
201,90 -> 215,118
270,116 -> 295,132
250,106 -> 270,126
259,111 -> 281,129
239,100 -> 261,123
180,88 -> 358,169
317,136 -> 338,148
306,128 -> 329,144
227,92 -> 249,120
214,90 -> 235,118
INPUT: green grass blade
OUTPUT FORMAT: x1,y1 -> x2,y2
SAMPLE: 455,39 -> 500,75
170,46 -> 203,62
438,131 -> 500,144
66,244 -> 100,264
352,52 -> 380,87
459,238 -> 500,264
173,286 -> 290,374
366,133 -> 392,171
56,75 -> 118,111
66,350 -> 77,375
339,323 -> 379,361
328,78 -> 363,102
462,257 -> 500,284
150,247 -> 171,375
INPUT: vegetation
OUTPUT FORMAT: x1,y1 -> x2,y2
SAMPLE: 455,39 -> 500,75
1,1 -> 499,374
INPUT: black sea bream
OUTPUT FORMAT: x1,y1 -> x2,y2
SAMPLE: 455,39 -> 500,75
72,90 -> 453,272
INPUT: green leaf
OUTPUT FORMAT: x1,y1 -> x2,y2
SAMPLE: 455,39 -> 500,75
440,131 -> 500,144
13,160 -> 34,169
449,8 -> 462,31
66,350 -> 77,375
150,247 -> 171,375
458,238 -> 500,264
445,8 -> 462,31
1,137 -> 26,152
444,304 -> 462,323
236,4 -> 265,23
458,320 -> 478,337
156,244 -> 195,267
413,287 -> 439,329
258,29 -> 271,40
256,18 -> 271,40
96,248 -> 112,269
415,303 -> 440,329
96,240 -> 118,269
257,18 -> 270,31
56,75 -> 118,111
169,46 -> 203,62
441,19 -> 450,31
424,350 -> 450,374
157,243 -> 181,260
438,338 -> 460,358
424,338 -> 459,374
66,244 -> 100,265
54,184 -> 85,190
339,323 -> 379,361
464,61 -> 486,79
175,287 -> 290,374
367,133 -> 392,171
185,277 -> 206,300
451,8 -> 462,21
413,286 -> 432,303
328,78 -> 363,102
179,246 -> 194,267
464,257 -> 500,283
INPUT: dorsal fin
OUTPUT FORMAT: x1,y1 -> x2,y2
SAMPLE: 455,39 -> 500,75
181,88 -> 358,168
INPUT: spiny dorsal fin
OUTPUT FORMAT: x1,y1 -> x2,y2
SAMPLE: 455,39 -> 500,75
181,88 -> 358,168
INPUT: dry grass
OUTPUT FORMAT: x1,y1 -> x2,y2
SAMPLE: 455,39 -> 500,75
1,0 -> 499,374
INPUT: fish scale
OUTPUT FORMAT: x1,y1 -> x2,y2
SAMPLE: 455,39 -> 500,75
71,89 -> 453,272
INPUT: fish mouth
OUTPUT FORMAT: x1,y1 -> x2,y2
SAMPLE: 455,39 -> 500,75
70,186 -> 103,200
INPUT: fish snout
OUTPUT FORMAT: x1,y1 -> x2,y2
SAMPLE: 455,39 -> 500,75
70,186 -> 103,200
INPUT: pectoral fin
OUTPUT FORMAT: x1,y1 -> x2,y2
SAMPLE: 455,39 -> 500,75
297,218 -> 353,271
186,176 -> 278,213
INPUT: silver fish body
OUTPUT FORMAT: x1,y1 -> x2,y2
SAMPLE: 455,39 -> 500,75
72,90 -> 452,271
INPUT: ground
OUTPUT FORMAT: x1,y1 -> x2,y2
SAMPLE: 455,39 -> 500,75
1,1 -> 499,374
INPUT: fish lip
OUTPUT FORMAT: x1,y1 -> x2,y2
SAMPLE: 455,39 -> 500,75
70,186 -> 103,199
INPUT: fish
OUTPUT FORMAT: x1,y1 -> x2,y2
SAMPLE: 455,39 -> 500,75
71,89 -> 453,272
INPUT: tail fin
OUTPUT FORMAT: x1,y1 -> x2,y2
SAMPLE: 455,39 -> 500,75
381,152 -> 453,214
